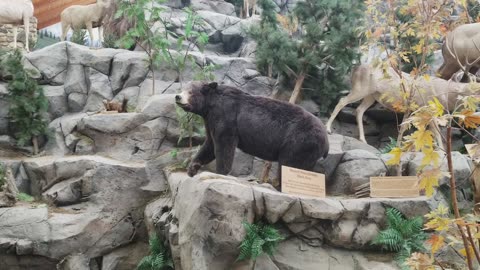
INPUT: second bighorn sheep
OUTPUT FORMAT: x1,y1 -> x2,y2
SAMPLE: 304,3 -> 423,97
0,0 -> 34,51
60,0 -> 111,45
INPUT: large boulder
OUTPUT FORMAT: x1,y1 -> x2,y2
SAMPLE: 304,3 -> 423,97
0,155 -> 162,265
330,149 -> 387,195
109,51 -> 149,93
26,42 -> 68,82
145,171 -> 442,270
191,0 -> 236,16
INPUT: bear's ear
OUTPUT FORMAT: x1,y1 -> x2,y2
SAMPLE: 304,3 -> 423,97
208,82 -> 218,89
201,82 -> 218,94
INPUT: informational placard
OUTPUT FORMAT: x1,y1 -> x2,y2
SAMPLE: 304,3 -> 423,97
281,166 -> 325,197
370,176 -> 419,198
465,144 -> 480,159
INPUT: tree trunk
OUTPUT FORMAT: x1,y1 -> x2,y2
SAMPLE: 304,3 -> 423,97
447,127 -> 475,270
267,64 -> 273,78
289,72 -> 305,104
32,136 -> 39,155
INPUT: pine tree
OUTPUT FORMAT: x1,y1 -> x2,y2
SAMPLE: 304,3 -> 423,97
289,0 -> 365,105
249,0 -> 296,78
4,50 -> 49,154
249,0 -> 364,111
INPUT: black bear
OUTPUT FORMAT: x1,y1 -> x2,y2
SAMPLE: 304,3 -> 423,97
175,81 -> 329,186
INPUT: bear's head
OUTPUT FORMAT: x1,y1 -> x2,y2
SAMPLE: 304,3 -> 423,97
175,81 -> 218,115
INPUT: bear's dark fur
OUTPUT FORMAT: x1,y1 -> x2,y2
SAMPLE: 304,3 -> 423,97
175,81 -> 329,186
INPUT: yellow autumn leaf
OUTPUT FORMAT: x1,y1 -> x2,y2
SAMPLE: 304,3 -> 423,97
458,110 -> 480,129
423,74 -> 431,82
405,27 -> 415,37
426,234 -> 444,256
419,168 -> 442,197
424,216 -> 450,232
421,148 -> 440,167
410,128 -> 434,152
386,147 -> 402,165
413,43 -> 423,54
405,252 -> 434,270
428,97 -> 444,117
460,245 -> 475,257
462,95 -> 480,111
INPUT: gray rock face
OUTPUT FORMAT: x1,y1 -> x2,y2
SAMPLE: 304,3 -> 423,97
145,172 -> 440,270
84,71 -> 114,112
191,0 -> 236,16
44,85 -> 67,120
101,242 -> 149,270
197,11 -> 240,43
26,42 -> 68,81
110,52 -> 149,93
0,155 -> 160,264
330,149 -> 387,195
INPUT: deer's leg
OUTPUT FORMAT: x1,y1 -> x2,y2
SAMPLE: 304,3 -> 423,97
98,26 -> 103,44
437,61 -> 461,80
356,95 -> 376,144
245,0 -> 250,18
13,26 -> 17,49
252,0 -> 256,15
24,16 -> 29,51
61,23 -> 70,41
326,91 -> 367,134
86,22 -> 94,46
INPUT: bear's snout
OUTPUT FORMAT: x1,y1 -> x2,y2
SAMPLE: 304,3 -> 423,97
175,95 -> 181,102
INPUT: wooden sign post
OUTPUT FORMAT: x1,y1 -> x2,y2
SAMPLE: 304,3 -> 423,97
281,166 -> 325,197
370,176 -> 419,198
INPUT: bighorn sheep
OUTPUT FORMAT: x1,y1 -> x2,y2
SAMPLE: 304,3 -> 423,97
437,23 -> 480,82
0,0 -> 34,51
60,0 -> 111,45
241,0 -> 257,18
326,64 -> 479,146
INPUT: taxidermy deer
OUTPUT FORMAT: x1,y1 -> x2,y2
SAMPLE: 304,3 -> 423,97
325,64 -> 480,148
0,0 -> 34,51
437,23 -> 480,82
60,0 -> 111,45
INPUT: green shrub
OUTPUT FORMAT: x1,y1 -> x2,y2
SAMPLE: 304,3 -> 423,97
17,192 -> 34,202
137,234 -> 173,270
70,29 -> 88,46
380,137 -> 398,154
175,105 -> 205,148
102,33 -> 120,49
4,50 -> 49,154
237,221 -> 284,262
372,208 -> 427,269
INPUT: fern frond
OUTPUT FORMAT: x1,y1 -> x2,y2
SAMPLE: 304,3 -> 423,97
150,235 -> 162,255
386,208 -> 404,230
236,220 -> 284,262
137,255 -> 154,270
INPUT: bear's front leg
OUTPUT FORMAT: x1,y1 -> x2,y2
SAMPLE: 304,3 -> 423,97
214,135 -> 238,175
188,136 -> 215,177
